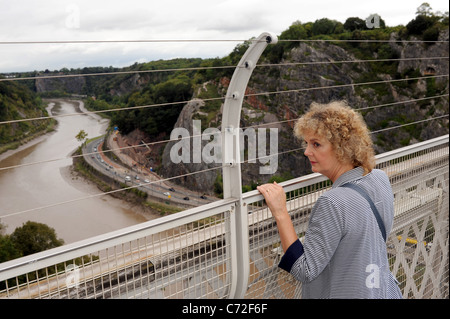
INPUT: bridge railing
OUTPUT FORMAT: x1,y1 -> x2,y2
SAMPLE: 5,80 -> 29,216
0,134 -> 448,299
241,134 -> 449,299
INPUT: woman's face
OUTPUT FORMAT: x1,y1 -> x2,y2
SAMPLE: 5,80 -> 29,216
303,131 -> 353,182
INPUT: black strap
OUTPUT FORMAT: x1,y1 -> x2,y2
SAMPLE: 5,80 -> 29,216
341,183 -> 387,242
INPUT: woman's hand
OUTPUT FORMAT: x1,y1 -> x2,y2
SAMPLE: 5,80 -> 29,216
257,182 -> 288,221
257,182 -> 298,252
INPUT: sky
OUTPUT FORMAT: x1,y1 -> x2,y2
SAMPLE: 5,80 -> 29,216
0,0 -> 448,73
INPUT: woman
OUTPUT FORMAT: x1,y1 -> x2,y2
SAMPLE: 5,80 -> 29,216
257,101 -> 402,298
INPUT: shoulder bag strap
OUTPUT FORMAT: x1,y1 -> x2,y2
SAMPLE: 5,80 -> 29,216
341,183 -> 387,242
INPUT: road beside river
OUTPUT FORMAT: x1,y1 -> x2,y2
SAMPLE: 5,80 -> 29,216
0,99 -> 147,244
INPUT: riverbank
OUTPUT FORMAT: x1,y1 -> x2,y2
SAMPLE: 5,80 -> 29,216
0,127 -> 54,162
60,163 -> 156,222
0,102 -> 57,162
1,97 -> 182,224
0,99 -> 152,243
67,152 -> 182,219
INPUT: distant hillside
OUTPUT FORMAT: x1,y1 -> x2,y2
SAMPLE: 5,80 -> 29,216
159,26 -> 449,194
0,80 -> 53,155
5,7 -> 448,194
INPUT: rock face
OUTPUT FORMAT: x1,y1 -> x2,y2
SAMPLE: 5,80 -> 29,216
395,29 -> 449,76
160,29 -> 449,193
33,29 -> 449,194
35,75 -> 86,94
108,73 -> 151,96
160,99 -> 222,194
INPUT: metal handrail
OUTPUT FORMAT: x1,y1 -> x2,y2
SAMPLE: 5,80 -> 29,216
242,134 -> 449,205
0,25 -> 448,298
0,197 -> 238,281
1,135 -> 448,299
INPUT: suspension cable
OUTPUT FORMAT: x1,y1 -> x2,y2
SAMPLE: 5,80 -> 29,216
242,94 -> 449,129
0,39 -> 249,45
277,39 -> 449,43
0,164 -> 227,219
0,93 -> 447,173
0,38 -> 447,45
2,113 -> 447,219
1,56 -> 447,83
0,74 -> 447,126
0,97 -> 225,125
257,56 -> 449,69
0,65 -> 239,82
370,114 -> 449,134
250,114 -> 450,163
0,36 -> 448,225
245,74 -> 449,98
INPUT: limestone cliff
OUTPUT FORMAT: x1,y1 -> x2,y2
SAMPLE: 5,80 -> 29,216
160,29 -> 449,194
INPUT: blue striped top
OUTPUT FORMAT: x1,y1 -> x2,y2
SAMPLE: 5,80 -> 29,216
279,167 -> 403,298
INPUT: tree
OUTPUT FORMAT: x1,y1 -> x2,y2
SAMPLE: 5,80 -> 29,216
416,2 -> 433,16
0,235 -> 21,263
9,221 -> 64,257
311,18 -> 340,35
75,129 -> 88,147
422,25 -> 440,42
280,21 -> 308,40
0,222 -> 21,263
344,17 -> 366,31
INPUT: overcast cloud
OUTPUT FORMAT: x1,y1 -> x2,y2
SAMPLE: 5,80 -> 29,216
0,0 -> 448,72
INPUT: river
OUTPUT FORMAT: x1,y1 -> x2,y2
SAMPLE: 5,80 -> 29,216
0,99 -> 147,244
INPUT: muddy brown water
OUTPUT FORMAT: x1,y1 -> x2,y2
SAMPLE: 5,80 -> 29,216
0,99 -> 147,244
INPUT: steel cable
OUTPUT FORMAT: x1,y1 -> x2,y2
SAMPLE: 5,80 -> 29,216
0,36 -> 448,218
0,94 -> 448,172
1,113 -> 448,219
0,74 -> 447,126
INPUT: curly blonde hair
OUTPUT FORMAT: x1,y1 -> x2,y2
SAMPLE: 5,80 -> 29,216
294,101 -> 376,175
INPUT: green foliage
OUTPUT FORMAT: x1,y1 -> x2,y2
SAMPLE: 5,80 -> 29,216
422,25 -> 440,42
268,172 -> 294,183
214,174 -> 223,198
111,73 -> 193,137
193,58 -> 234,84
75,129 -> 88,143
0,235 -> 21,263
0,81 -> 51,151
9,221 -> 64,257
0,221 -> 93,291
112,74 -> 193,137
4,4 -> 447,154
405,3 -> 447,43
344,17 -> 367,31
311,18 -> 343,36
406,14 -> 438,35
84,97 -> 119,117
0,223 -> 21,263
0,220 -> 64,264
75,6 -> 447,152
79,59 -> 204,139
